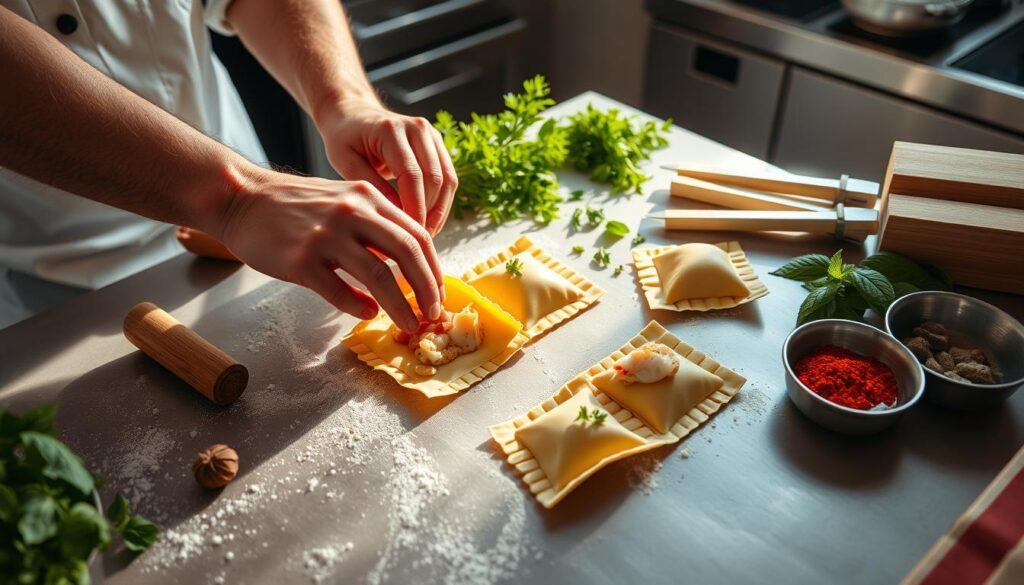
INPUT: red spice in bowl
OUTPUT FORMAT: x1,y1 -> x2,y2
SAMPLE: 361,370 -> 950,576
793,345 -> 899,410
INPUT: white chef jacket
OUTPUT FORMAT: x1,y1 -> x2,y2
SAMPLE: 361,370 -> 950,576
0,1 -> 265,296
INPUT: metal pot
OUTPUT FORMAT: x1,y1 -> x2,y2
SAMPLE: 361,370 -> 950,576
842,0 -> 974,36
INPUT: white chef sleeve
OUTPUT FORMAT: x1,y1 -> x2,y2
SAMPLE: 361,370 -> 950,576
204,0 -> 237,36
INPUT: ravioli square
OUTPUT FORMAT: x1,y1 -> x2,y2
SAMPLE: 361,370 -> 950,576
489,378 -> 663,509
341,276 -> 528,398
632,241 -> 768,312
463,236 -> 604,340
490,321 -> 745,508
588,322 -> 744,437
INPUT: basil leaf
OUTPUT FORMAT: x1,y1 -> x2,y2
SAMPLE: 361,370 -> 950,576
0,484 -> 17,523
797,282 -> 840,325
106,493 -> 130,531
18,495 -> 59,545
849,267 -> 895,314
122,515 -> 160,552
827,250 -> 844,280
20,431 -> 94,496
892,282 -> 919,299
604,220 -> 630,238
59,502 -> 110,559
861,252 -> 951,291
770,254 -> 830,282
833,291 -> 866,321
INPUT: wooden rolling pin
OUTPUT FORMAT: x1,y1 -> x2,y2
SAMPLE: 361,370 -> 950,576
653,207 -> 880,237
663,165 -> 879,208
123,302 -> 248,405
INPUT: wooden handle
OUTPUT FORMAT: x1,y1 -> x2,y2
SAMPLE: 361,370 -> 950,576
670,176 -> 828,211
656,208 -> 879,236
176,227 -> 240,262
123,302 -> 248,405
671,167 -> 878,208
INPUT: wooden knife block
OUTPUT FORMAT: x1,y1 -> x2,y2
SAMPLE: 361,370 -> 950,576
878,142 -> 1024,295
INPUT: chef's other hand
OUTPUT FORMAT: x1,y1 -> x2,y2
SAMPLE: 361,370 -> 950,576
215,168 -> 444,332
315,98 -> 457,236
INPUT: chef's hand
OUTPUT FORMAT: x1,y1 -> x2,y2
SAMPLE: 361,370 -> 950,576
214,168 -> 443,332
315,97 -> 458,236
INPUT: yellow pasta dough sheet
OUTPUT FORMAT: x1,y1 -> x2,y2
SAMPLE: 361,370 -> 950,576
341,276 -> 528,398
632,241 -> 768,312
489,320 -> 745,508
462,236 -> 604,340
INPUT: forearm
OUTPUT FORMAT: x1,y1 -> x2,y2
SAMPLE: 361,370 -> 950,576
227,0 -> 379,126
0,7 -> 255,236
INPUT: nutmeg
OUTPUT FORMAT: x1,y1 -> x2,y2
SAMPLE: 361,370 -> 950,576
192,444 -> 239,489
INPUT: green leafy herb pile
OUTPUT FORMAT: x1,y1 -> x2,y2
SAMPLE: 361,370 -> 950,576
771,250 -> 951,325
435,75 -> 670,225
1,405 -> 159,584
562,105 -> 671,194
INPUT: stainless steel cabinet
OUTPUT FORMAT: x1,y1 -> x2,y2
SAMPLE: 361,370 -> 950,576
643,24 -> 786,159
773,67 -> 1024,182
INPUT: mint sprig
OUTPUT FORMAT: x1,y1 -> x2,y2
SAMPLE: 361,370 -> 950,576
771,250 -> 950,325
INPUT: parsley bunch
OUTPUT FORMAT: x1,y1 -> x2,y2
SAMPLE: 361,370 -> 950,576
435,76 -> 671,225
435,76 -> 567,224
771,250 -> 951,325
0,405 -> 159,584
562,105 -> 671,194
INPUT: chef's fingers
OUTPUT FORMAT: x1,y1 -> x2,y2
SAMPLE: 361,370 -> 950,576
339,243 -> 420,332
371,193 -> 445,299
426,129 -> 458,236
380,122 -> 427,227
335,149 -> 401,208
301,263 -> 379,320
407,120 -> 444,213
356,216 -> 442,322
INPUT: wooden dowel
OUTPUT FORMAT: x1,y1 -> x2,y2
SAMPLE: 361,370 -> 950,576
123,302 -> 248,405
669,166 -> 879,208
670,176 -> 828,211
655,208 -> 880,235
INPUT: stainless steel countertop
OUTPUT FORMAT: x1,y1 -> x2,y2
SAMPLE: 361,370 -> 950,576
647,0 -> 1024,136
3,94 -> 1023,584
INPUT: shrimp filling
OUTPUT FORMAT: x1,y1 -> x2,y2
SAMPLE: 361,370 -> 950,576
613,342 -> 680,384
391,305 -> 485,367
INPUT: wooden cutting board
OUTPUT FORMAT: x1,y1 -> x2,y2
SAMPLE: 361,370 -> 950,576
882,142 -> 1024,210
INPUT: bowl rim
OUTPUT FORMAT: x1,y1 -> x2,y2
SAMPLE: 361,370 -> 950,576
783,318 -> 926,417
884,290 -> 1024,390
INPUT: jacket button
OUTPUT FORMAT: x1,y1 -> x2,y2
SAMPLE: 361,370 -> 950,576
56,14 -> 78,35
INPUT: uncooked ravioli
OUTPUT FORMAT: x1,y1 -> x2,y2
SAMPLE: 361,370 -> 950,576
467,253 -> 584,328
592,359 -> 724,435
652,243 -> 750,303
514,389 -> 646,491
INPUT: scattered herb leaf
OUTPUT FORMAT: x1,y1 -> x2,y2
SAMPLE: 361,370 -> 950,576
572,244 -> 585,254
604,220 -> 630,238
631,233 -> 646,246
505,257 -> 524,277
570,208 -> 583,231
593,247 -> 611,268
592,410 -> 608,424
613,265 -> 624,276
575,405 -> 591,422
574,406 -> 607,425
569,189 -> 585,201
585,206 -> 604,227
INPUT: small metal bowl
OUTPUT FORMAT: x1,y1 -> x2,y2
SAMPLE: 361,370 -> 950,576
885,291 -> 1024,409
783,319 -> 925,434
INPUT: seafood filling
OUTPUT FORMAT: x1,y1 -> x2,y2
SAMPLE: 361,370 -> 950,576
392,305 -> 485,367
613,342 -> 680,384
